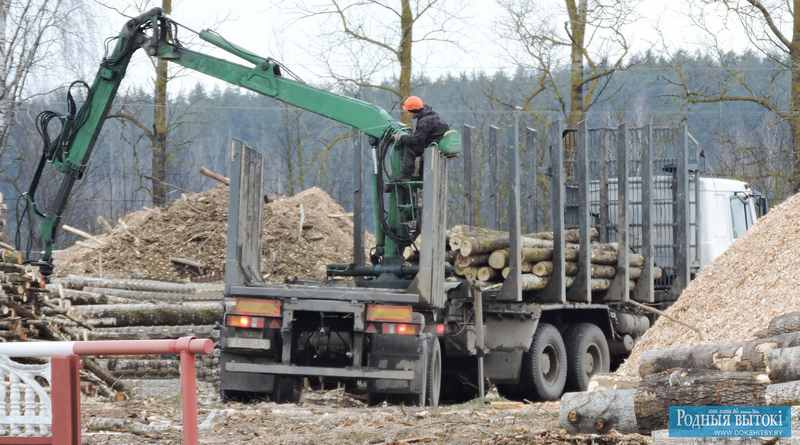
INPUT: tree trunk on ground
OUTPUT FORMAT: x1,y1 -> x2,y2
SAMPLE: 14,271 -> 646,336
768,311 -> 800,336
634,369 -> 769,434
766,346 -> 800,383
68,302 -> 222,327
55,275 -> 222,294
638,332 -> 800,376
64,324 -> 218,341
765,381 -> 800,405
560,389 -> 638,434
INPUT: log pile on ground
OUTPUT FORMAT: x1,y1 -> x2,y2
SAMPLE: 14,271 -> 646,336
561,313 -> 800,435
48,275 -> 223,383
441,224 -> 661,292
53,185 -> 372,284
616,192 -> 800,377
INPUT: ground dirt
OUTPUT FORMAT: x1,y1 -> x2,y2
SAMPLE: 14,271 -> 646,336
80,386 -> 652,445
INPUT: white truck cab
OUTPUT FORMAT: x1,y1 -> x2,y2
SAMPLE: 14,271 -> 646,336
695,178 -> 762,269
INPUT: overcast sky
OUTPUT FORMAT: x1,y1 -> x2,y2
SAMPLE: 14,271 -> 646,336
90,0 -> 756,94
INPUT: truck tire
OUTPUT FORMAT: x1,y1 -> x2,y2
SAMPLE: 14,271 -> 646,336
425,335 -> 442,407
564,323 -> 610,392
272,376 -> 302,404
520,323 -> 567,401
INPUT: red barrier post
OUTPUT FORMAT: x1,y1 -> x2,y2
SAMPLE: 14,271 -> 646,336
50,355 -> 81,445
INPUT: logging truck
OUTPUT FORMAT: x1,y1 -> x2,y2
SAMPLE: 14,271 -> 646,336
22,9 -> 765,405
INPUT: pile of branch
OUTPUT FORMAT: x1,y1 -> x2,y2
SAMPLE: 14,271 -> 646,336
559,310 -> 800,436
445,225 -> 661,291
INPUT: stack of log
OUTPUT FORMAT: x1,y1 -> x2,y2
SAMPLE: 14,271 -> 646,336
50,275 -> 223,382
559,311 -> 800,436
447,225 -> 662,292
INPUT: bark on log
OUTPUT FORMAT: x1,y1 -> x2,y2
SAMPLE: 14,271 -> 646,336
55,275 -> 223,295
199,166 -> 230,185
82,286 -> 221,302
634,369 -> 769,434
766,346 -> 800,383
639,333 -> 800,377
589,250 -> 644,266
170,257 -> 205,270
68,302 -> 223,328
530,261 -> 579,277
501,262 -> 533,279
460,235 -> 553,256
765,381 -> 800,406
64,324 -> 219,341
560,389 -> 638,434
590,264 -> 617,279
488,248 -> 553,269
83,357 -> 129,393
768,312 -> 800,337
455,253 -> 491,268
520,274 -> 547,291
99,356 -> 217,376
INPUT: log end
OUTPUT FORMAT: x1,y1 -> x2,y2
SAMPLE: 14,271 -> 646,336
568,410 -> 580,424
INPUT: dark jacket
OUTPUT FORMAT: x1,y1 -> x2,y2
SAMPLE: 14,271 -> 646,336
399,104 -> 450,157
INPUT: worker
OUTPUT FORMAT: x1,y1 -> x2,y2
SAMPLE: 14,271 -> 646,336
390,96 -> 450,182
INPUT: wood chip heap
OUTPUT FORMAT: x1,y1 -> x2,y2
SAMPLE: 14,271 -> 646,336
54,185 -> 372,283
441,224 -> 661,292
616,191 -> 800,376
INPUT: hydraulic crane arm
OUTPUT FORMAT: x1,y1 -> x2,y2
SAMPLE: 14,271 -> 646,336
25,8 -> 408,279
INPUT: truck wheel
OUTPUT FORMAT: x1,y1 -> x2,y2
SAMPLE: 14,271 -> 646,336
272,376 -> 302,404
520,323 -> 567,401
564,323 -> 610,392
425,336 -> 441,407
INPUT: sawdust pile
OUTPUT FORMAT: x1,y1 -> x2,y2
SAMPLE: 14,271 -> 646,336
54,185 -> 372,283
616,192 -> 800,376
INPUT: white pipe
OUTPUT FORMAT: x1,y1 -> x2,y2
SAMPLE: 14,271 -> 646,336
0,342 -> 75,357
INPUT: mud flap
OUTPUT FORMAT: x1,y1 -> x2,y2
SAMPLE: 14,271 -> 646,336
367,334 -> 427,395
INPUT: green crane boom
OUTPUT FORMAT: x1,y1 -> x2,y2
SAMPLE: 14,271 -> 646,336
24,8 -> 416,280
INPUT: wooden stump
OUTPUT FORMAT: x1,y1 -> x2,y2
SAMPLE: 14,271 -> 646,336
559,389 -> 638,434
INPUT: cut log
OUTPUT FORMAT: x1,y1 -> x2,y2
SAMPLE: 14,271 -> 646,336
97,216 -> 114,234
61,224 -> 106,246
170,257 -> 205,271
638,332 -> 800,377
477,266 -> 499,282
501,262 -> 533,278
766,346 -> 800,383
55,275 -> 223,295
460,235 -> 553,256
83,287 -> 221,302
768,311 -> 800,337
634,369 -> 769,434
765,381 -> 800,406
455,253 -> 491,269
590,264 -> 617,279
520,274 -> 547,291
488,248 -> 553,269
589,250 -> 644,266
199,166 -> 230,185
68,302 -> 223,328
64,324 -> 219,341
560,389 -> 638,434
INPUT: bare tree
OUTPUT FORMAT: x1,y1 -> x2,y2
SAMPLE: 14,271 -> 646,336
492,0 -> 639,132
0,0 -> 93,160
664,0 -> 800,194
287,0 -> 468,123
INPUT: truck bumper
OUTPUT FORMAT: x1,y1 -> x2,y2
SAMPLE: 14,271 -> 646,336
224,362 -> 414,380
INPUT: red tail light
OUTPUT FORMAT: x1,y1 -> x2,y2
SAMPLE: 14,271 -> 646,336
381,323 -> 419,335
226,315 -> 265,329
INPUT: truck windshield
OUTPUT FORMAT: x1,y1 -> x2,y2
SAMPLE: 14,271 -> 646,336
730,195 -> 753,239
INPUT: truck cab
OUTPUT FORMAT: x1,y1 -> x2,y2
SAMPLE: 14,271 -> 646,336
695,178 -> 761,269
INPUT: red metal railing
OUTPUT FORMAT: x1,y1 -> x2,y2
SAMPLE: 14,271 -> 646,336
0,337 -> 213,445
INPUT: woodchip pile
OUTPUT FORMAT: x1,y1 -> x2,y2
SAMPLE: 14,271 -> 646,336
54,185 -> 371,283
616,191 -> 800,376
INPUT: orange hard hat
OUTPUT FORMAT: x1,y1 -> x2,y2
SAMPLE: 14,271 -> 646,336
403,96 -> 424,111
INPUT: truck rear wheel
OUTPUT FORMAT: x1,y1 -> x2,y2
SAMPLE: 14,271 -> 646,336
564,323 -> 610,391
425,335 -> 441,407
272,376 -> 302,404
520,323 -> 567,401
